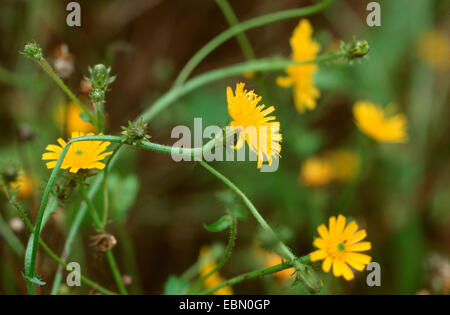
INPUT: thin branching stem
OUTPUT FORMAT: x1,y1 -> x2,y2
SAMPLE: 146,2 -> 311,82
199,255 -> 310,295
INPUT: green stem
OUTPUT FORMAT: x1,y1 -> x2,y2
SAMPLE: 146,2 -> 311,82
215,0 -> 271,103
198,161 -> 296,262
31,57 -> 95,123
51,148 -> 122,294
102,143 -> 122,228
11,201 -> 116,295
78,181 -> 128,295
188,212 -> 237,293
174,0 -> 334,86
141,52 -> 344,122
215,0 -> 255,61
199,255 -> 310,295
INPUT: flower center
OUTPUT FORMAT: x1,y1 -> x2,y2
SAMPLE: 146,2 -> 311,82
337,243 -> 346,252
75,150 -> 83,156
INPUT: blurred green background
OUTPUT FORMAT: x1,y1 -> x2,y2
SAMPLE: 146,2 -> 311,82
0,0 -> 449,294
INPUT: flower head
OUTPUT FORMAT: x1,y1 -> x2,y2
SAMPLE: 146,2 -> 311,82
227,82 -> 282,168
310,215 -> 372,281
326,150 -> 360,182
353,101 -> 408,143
277,19 -> 321,112
10,174 -> 35,199
300,157 -> 334,187
417,30 -> 450,70
42,132 -> 112,173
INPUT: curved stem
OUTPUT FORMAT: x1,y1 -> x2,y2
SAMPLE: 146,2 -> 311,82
36,58 -> 95,123
174,0 -> 334,86
141,52 -> 344,122
215,0 -> 271,103
199,255 -> 310,295
102,143 -> 123,228
198,161 -> 296,262
78,181 -> 128,295
188,212 -> 237,293
51,149 -> 122,294
11,201 -> 117,295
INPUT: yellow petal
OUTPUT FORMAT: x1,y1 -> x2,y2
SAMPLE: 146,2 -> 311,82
348,229 -> 367,244
346,241 -> 371,252
310,249 -> 326,261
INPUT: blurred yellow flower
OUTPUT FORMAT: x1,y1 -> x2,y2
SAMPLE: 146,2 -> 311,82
277,19 -> 321,112
199,246 -> 233,295
56,101 -> 96,136
326,150 -> 360,182
417,30 -> 450,70
227,82 -> 282,168
353,101 -> 408,143
310,215 -> 372,281
243,71 -> 255,78
9,174 -> 35,199
42,132 -> 112,173
300,157 -> 334,187
262,251 -> 294,282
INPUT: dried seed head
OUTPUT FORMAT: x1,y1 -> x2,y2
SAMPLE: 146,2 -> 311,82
90,232 -> 117,253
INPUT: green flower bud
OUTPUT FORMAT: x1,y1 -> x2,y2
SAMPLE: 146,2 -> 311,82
23,42 -> 43,61
121,118 -> 151,145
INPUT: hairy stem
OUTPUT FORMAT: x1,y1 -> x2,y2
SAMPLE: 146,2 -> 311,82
188,212 -> 237,293
198,161 -> 297,263
11,201 -> 116,294
141,52 -> 344,121
199,255 -> 310,295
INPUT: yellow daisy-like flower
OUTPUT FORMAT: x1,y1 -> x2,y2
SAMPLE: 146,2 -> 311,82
277,19 -> 321,112
227,82 -> 282,169
417,30 -> 450,70
353,101 -> 408,143
199,247 -> 233,295
9,174 -> 35,199
42,132 -> 112,173
310,215 -> 372,281
300,157 -> 334,187
55,101 -> 97,137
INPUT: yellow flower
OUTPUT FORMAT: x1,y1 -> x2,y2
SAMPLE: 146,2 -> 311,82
300,157 -> 334,187
417,30 -> 450,70
310,215 -> 372,281
199,247 -> 233,295
353,101 -> 408,143
42,132 -> 112,173
262,251 -> 294,282
10,174 -> 35,199
326,150 -> 360,182
55,101 -> 97,136
227,82 -> 282,168
277,19 -> 321,112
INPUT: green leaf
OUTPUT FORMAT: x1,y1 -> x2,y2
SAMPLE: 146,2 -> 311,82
228,204 -> 247,220
23,274 -> 46,286
79,111 -> 94,124
163,275 -> 189,295
203,214 -> 232,232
